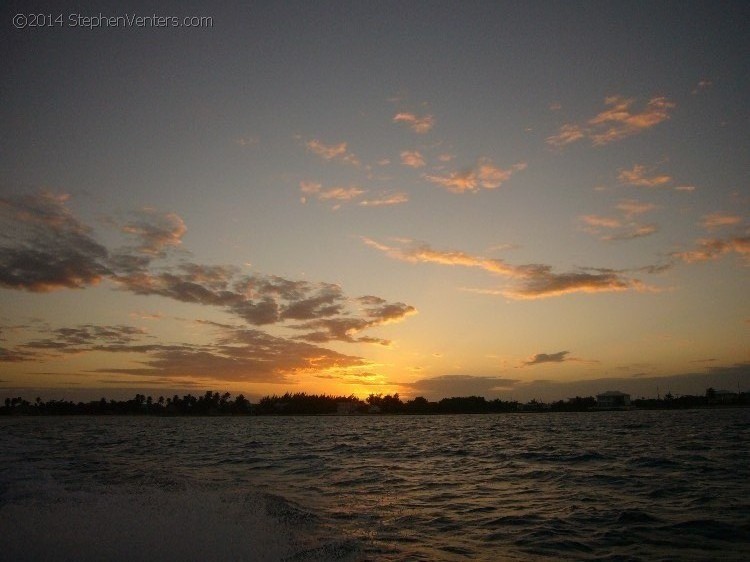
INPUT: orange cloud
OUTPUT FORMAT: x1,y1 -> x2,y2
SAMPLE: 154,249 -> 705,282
579,202 -> 658,242
616,199 -> 657,219
363,238 -> 648,299
673,236 -> 750,264
400,150 -> 426,168
589,96 -> 675,144
581,215 -> 622,229
318,187 -> 366,201
362,237 -> 518,276
700,212 -> 743,231
423,159 -> 526,193
305,139 -> 360,166
617,164 -> 672,188
299,181 -> 365,207
393,112 -> 435,134
546,124 -> 586,147
547,96 -> 675,147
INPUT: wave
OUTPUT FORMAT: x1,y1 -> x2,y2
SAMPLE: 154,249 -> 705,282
0,484 -> 361,562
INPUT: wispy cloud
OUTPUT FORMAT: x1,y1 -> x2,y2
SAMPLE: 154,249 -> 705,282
580,215 -> 622,229
0,346 -> 37,362
235,135 -> 259,147
547,96 -> 675,147
423,160 -> 526,193
616,199 -> 658,219
546,124 -> 586,147
700,212 -> 743,231
579,199 -> 659,242
316,187 -> 366,202
606,224 -> 658,241
300,182 -> 407,209
129,311 -> 163,320
617,164 -> 673,188
400,150 -> 426,168
692,79 -> 712,95
299,181 -> 366,209
363,237 -> 649,299
393,112 -> 435,134
304,139 -> 360,166
506,270 -> 642,300
673,235 -> 750,264
588,96 -> 675,144
88,325 -> 366,383
291,295 -> 416,345
358,192 -> 409,207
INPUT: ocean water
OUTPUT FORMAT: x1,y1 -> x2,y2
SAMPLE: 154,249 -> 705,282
1,409 -> 749,561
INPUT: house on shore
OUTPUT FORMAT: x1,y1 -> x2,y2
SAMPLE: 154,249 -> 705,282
596,390 -> 631,409
706,388 -> 739,405
336,401 -> 359,415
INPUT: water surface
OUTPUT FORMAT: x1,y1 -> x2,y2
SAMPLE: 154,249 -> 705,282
2,409 -> 749,560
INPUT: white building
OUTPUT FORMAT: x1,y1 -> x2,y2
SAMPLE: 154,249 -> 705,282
596,390 -> 631,409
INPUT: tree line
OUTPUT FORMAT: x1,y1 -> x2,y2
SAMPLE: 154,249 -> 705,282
1,388 -> 745,416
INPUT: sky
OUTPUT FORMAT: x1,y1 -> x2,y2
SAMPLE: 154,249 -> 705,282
1,1 -> 748,402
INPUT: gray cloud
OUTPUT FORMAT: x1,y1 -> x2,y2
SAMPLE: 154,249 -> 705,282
3,320 -> 366,384
291,298 -> 415,343
0,192 -> 110,292
0,192 -> 414,341
22,325 -> 149,354
392,362 -> 750,402
120,210 -> 187,256
0,192 -> 417,384
398,374 -> 520,399
0,346 -> 37,362
92,326 -> 365,383
523,351 -> 570,366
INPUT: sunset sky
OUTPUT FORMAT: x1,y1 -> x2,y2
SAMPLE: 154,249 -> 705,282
1,1 -> 748,402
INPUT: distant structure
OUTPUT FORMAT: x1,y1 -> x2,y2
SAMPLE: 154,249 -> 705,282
336,401 -> 359,415
706,388 -> 738,405
596,390 -> 631,409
